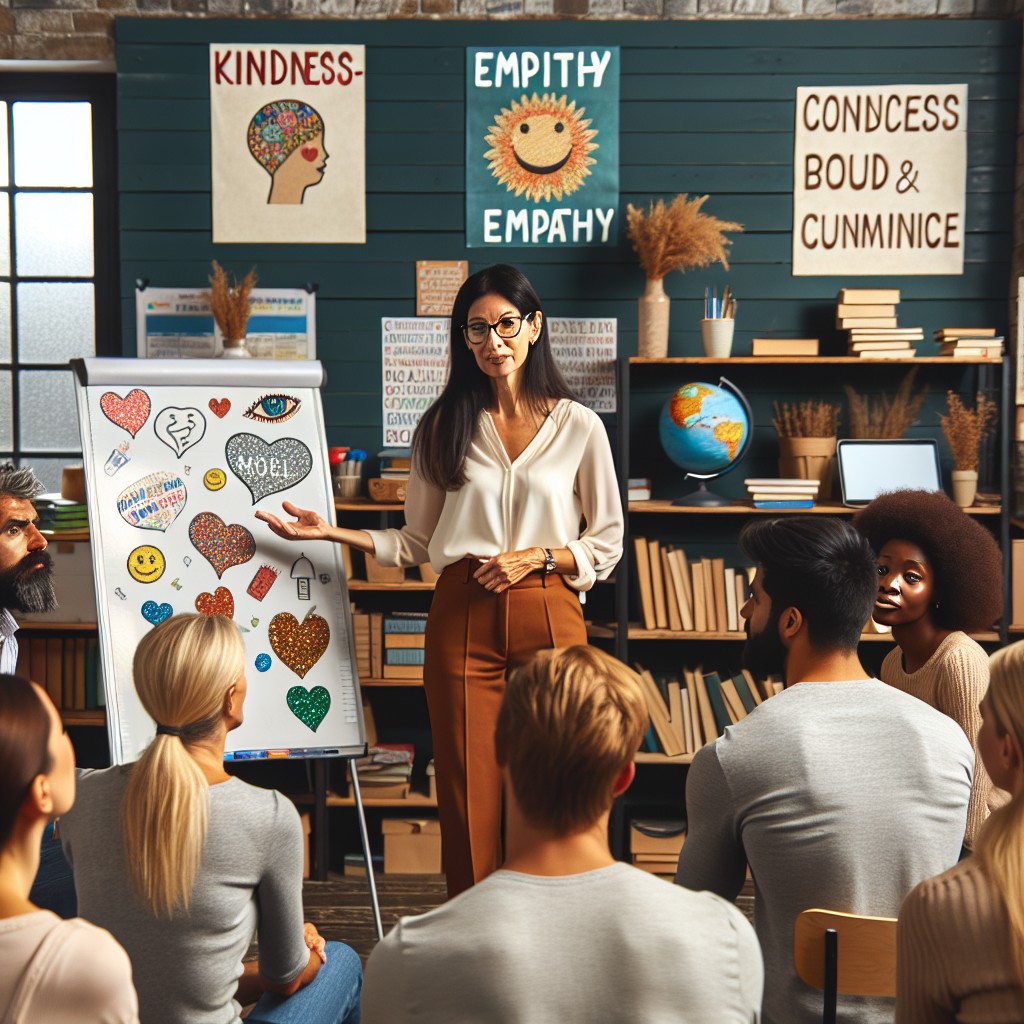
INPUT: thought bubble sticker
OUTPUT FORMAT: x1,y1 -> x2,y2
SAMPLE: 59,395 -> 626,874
117,472 -> 187,532
154,407 -> 207,459
225,433 -> 313,504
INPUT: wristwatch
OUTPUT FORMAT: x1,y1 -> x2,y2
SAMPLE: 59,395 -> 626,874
542,548 -> 557,575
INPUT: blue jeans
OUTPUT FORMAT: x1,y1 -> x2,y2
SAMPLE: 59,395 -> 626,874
248,941 -> 362,1024
29,821 -> 77,919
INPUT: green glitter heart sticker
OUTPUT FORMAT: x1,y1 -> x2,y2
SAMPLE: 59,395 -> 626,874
286,685 -> 331,732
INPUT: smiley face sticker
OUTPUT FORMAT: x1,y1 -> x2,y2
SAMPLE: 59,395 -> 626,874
204,468 -> 227,491
127,545 -> 166,584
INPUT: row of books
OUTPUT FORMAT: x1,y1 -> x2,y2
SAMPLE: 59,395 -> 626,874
633,538 -> 754,634
745,477 -> 819,509
351,610 -> 428,680
836,288 -> 923,359
14,635 -> 104,711
932,327 -> 1004,360
636,663 -> 784,757
378,448 -> 412,481
34,494 -> 89,536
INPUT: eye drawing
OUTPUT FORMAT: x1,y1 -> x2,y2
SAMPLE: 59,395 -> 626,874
244,394 -> 301,424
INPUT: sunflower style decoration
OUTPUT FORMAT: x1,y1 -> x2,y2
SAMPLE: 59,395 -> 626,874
484,92 -> 599,203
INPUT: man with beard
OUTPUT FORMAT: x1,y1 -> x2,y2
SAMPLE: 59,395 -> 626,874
675,517 -> 973,1024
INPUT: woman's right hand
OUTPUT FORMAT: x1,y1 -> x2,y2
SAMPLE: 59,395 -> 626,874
255,500 -> 331,542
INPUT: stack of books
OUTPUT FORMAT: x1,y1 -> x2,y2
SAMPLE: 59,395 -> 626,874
383,612 -> 427,680
16,634 -> 103,712
744,477 -> 820,509
932,328 -> 1004,360
351,743 -> 414,799
351,607 -> 371,679
750,337 -> 819,357
378,448 -> 412,481
627,477 -> 652,501
836,288 -> 923,358
34,494 -> 89,536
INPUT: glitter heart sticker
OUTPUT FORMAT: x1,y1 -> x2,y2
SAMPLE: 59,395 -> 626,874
287,685 -> 331,732
195,586 -> 234,618
100,389 -> 151,438
188,512 -> 256,579
225,433 -> 313,504
141,601 -> 173,626
269,607 -> 330,679
209,398 -> 231,419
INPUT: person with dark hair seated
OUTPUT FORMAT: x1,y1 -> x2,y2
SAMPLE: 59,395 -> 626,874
853,488 -> 1006,848
676,517 -> 973,1024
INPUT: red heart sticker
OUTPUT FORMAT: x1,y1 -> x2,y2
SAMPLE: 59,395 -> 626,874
195,586 -> 234,618
100,389 -> 151,438
209,398 -> 231,419
300,146 -> 318,162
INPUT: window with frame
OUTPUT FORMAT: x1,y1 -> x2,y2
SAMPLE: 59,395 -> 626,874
0,73 -> 119,492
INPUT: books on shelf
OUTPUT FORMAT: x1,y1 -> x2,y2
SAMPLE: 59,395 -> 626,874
377,448 -> 412,480
628,477 -> 652,501
835,304 -> 897,318
34,494 -> 89,535
835,289 -> 921,357
837,288 -> 900,304
932,329 -> 1004,359
750,338 -> 819,357
837,316 -> 898,329
14,634 -> 102,711
745,478 -> 819,508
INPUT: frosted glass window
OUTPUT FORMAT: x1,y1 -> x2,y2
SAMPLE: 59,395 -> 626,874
0,196 -> 9,277
13,102 -> 92,187
0,373 -> 10,450
18,369 -> 80,451
14,193 -> 93,277
21,457 -> 70,494
17,283 -> 95,363
0,104 -> 7,187
0,285 -> 10,362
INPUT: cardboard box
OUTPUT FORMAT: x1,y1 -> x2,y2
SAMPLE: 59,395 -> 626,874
365,552 -> 405,584
382,818 -> 441,874
630,819 -> 686,858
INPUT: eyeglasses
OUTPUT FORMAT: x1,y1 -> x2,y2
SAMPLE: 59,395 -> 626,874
461,312 -> 536,346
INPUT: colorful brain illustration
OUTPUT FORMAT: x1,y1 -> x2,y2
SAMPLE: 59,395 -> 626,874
247,100 -> 325,175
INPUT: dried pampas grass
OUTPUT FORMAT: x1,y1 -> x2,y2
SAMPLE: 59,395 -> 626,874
626,194 -> 742,281
772,400 -> 841,438
845,368 -> 928,439
208,261 -> 257,344
941,391 -> 997,471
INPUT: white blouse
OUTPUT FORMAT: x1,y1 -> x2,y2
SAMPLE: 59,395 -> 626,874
366,399 -> 623,592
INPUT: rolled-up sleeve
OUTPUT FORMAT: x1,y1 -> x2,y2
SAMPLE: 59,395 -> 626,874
565,415 -> 623,592
363,468 -> 445,569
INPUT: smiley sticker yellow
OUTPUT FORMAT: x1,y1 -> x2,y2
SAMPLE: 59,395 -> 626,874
204,468 -> 227,491
127,545 -> 166,584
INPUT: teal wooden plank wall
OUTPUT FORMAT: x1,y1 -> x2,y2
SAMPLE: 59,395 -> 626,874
116,18 -> 1021,466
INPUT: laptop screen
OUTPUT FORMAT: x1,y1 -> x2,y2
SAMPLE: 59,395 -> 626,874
837,439 -> 942,507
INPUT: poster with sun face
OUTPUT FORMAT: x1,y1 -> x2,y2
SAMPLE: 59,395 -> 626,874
210,44 -> 366,244
466,47 -> 619,248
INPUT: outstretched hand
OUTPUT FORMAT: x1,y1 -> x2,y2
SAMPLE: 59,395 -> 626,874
255,500 -> 331,542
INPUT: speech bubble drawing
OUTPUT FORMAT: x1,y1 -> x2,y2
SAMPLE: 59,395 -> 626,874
225,433 -> 313,504
117,471 -> 187,532
100,389 -> 151,438
188,512 -> 256,579
154,407 -> 207,459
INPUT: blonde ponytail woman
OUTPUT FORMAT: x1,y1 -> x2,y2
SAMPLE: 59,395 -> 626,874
60,614 -> 362,1024
897,639 -> 1024,1022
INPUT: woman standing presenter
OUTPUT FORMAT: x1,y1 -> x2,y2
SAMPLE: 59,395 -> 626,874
258,264 -> 623,896
853,488 -> 1005,849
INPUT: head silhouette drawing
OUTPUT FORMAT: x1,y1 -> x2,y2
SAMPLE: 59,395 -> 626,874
247,100 -> 328,205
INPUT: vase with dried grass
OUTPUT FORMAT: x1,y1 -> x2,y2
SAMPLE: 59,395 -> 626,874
773,400 -> 841,497
940,390 -> 997,507
625,194 -> 742,359
209,261 -> 257,359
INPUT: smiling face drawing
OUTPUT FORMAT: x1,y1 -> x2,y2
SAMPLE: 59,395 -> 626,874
485,93 -> 599,203
127,545 -> 166,584
247,100 -> 328,205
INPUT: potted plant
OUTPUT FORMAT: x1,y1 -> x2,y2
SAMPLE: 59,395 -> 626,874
772,400 -> 841,498
940,390 -> 997,507
209,261 -> 257,358
625,194 -> 742,359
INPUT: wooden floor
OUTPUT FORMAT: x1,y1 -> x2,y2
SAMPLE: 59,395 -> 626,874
303,873 -> 755,963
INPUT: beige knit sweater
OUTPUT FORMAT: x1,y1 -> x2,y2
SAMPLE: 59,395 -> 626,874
897,856 -> 1024,1023
881,631 -> 1006,849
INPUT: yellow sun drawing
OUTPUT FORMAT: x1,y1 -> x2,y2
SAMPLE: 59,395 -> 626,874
484,93 -> 599,203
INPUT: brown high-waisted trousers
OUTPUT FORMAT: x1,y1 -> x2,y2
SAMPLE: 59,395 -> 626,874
423,557 -> 587,898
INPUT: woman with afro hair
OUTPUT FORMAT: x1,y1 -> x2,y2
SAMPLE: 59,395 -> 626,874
853,488 -> 1006,849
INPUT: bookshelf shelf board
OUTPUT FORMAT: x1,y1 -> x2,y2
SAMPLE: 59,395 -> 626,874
1012,519 -> 1024,531
16,620 -> 99,632
291,791 -> 437,809
628,500 -> 1001,516
61,709 -> 105,727
1009,625 -> 1024,635
360,677 -> 424,687
635,751 -> 695,765
628,357 -> 1000,366
627,625 -> 999,643
334,498 -> 403,512
347,579 -> 435,591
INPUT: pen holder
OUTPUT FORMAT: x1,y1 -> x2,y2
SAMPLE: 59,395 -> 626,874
333,467 -> 362,499
701,318 -> 735,358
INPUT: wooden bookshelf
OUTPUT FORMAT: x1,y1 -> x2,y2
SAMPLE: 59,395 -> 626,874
635,751 -> 694,765
347,579 -> 434,591
291,790 -> 437,809
629,356 -> 1001,365
60,709 -> 105,727
627,625 -> 999,643
629,500 -> 1001,516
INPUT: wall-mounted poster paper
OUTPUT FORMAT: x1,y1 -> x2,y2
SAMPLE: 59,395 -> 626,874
793,85 -> 967,276
416,261 -> 468,316
210,44 -> 366,244
137,287 -> 316,360
73,358 -> 364,764
466,47 -> 619,249
381,316 -> 616,444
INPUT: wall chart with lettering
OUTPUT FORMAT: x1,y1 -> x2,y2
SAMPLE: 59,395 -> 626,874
73,358 -> 365,765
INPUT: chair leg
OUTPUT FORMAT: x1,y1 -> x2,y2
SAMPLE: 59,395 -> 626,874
823,927 -> 838,1024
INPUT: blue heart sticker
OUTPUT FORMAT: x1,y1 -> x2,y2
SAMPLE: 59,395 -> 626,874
141,600 -> 173,626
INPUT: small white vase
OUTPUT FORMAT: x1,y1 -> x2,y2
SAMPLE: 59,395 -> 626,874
220,338 -> 249,359
951,469 -> 978,508
637,277 -> 670,359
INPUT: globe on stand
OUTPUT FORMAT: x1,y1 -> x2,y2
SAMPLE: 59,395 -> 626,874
658,377 -> 753,506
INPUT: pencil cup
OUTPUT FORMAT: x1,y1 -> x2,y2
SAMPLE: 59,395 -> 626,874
701,319 -> 735,358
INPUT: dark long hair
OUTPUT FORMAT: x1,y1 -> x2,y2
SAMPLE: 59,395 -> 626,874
0,674 -> 52,849
413,264 -> 575,491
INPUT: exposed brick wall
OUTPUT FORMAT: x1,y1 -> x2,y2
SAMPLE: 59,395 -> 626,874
3,0 -> 1023,63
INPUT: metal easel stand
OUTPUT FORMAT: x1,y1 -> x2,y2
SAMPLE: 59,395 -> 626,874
349,760 -> 384,941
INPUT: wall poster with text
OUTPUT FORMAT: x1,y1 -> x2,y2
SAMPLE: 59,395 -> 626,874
210,43 -> 366,244
466,47 -> 619,249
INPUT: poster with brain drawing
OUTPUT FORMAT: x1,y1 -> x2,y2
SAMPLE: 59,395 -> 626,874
210,44 -> 366,243
73,358 -> 365,765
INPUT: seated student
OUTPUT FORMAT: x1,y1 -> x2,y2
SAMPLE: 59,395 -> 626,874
361,644 -> 763,1024
0,674 -> 137,1023
897,639 -> 1024,1022
676,517 -> 973,1024
60,614 -> 362,1024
